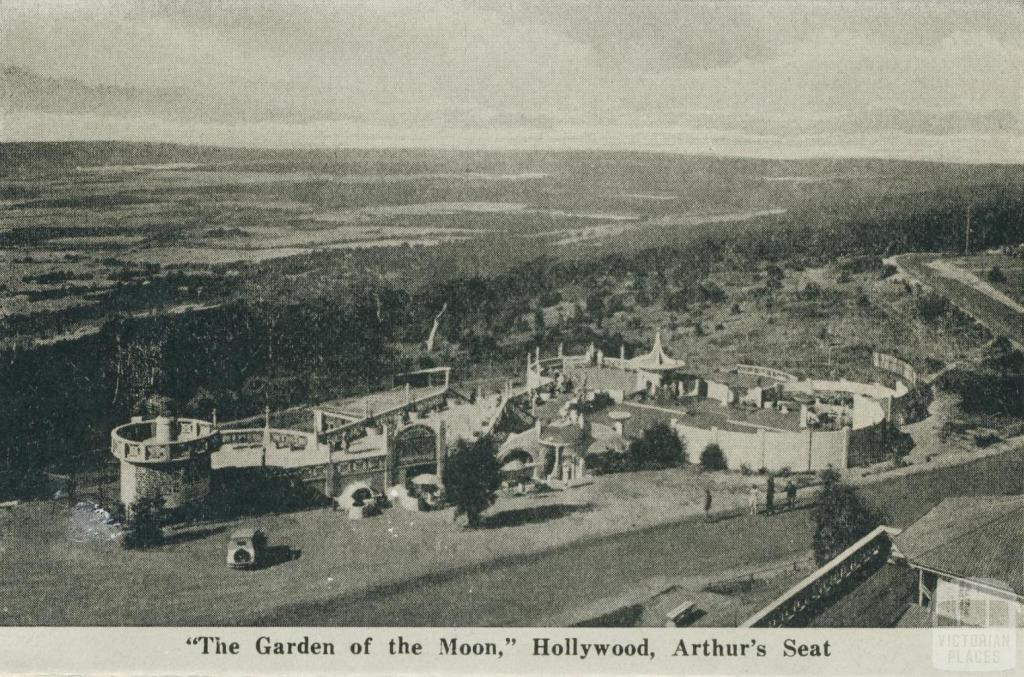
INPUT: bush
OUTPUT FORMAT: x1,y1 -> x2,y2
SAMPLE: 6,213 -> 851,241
974,431 -> 1001,448
123,495 -> 166,549
987,266 -> 1007,284
627,423 -> 687,469
740,463 -> 753,476
700,443 -> 727,470
818,467 -> 841,484
838,255 -> 883,274
575,391 -> 615,414
936,338 -> 1024,417
587,451 -> 633,475
915,292 -> 953,323
900,383 -> 934,423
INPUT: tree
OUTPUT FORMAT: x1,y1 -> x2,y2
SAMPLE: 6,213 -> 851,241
811,474 -> 881,565
628,423 -> 687,469
443,436 -> 502,528
700,443 -> 727,470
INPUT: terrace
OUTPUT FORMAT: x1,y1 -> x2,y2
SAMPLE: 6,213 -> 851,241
317,384 -> 448,421
596,396 -> 804,436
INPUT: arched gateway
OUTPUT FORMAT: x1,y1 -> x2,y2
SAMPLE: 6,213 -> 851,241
391,423 -> 441,484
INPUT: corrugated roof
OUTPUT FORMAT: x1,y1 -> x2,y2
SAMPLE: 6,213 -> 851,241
894,495 -> 1024,597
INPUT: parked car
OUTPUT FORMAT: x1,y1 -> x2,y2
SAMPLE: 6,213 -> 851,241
226,528 -> 267,570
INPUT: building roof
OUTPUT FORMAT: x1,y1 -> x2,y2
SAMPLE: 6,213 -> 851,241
894,495 -> 1024,597
625,331 -> 686,372
807,563 -> 915,628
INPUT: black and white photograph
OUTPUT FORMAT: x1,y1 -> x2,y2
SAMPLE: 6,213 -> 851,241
1,1 -> 1022,674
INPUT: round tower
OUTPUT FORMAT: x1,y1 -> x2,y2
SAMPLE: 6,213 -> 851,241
110,416 -> 220,509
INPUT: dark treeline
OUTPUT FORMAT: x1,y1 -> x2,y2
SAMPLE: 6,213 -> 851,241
0,293 -> 396,474
3,183 -> 1024,483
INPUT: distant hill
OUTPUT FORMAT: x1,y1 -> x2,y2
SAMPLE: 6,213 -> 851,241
0,141 -> 264,177
5,139 -> 1024,179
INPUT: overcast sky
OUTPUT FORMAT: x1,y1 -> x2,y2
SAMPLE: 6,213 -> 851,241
2,1 -> 1023,161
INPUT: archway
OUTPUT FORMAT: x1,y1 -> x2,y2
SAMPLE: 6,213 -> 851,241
498,448 -> 541,480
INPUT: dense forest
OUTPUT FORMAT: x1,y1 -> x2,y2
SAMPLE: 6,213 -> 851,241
2,173 -> 1024,490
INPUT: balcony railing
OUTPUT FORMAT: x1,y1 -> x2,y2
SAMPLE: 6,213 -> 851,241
110,418 -> 219,463
740,525 -> 901,627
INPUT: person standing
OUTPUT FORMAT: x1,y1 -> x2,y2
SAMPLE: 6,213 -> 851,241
748,485 -> 759,515
765,475 -> 775,515
786,480 -> 798,511
704,487 -> 713,521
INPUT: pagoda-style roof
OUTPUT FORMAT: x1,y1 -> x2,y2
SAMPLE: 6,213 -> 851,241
626,331 -> 685,372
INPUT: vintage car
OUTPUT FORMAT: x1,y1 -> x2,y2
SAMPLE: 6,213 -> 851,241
226,528 -> 267,570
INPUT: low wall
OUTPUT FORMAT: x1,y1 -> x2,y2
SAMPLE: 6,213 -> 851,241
873,351 -> 918,385
784,378 -> 900,400
736,364 -> 797,382
672,422 -> 852,472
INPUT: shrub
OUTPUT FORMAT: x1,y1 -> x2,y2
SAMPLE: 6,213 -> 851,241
575,391 -> 615,414
974,432 -> 1001,448
900,383 -> 934,423
627,423 -> 687,469
700,443 -> 727,471
936,338 -> 1024,417
838,255 -> 883,274
915,292 -> 952,323
819,467 -> 841,484
587,451 -> 633,475
123,495 -> 166,549
987,266 -> 1007,284
740,463 -> 753,476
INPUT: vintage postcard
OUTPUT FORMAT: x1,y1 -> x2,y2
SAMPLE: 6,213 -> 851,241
1,1 -> 1022,675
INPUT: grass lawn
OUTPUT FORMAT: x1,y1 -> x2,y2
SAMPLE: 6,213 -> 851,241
4,445 -> 1023,626
0,465 -> 757,626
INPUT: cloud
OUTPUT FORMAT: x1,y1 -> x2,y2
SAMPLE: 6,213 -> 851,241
1,0 -> 1023,160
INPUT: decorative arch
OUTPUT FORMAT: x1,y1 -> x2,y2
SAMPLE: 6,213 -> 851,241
498,448 -> 538,465
393,424 -> 437,464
